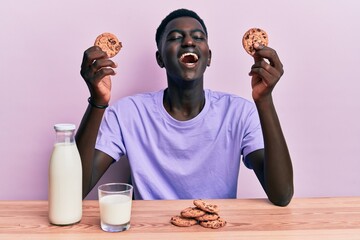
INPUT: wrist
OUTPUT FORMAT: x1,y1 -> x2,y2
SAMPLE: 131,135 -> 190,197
87,97 -> 109,109
254,95 -> 274,110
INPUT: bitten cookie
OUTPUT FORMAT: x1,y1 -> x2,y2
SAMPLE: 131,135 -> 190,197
94,32 -> 122,58
195,212 -> 219,221
199,217 -> 227,229
242,28 -> 268,55
170,215 -> 198,227
181,207 -> 206,218
193,199 -> 219,214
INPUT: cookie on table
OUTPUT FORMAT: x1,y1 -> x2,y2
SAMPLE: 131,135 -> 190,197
94,32 -> 122,58
170,215 -> 198,227
195,212 -> 219,221
199,217 -> 227,229
181,207 -> 206,218
242,28 -> 268,55
193,199 -> 219,214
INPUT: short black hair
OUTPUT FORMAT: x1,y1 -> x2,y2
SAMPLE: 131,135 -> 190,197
155,8 -> 208,47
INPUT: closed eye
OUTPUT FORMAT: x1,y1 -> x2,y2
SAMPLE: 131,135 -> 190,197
193,36 -> 205,41
167,31 -> 183,41
192,32 -> 206,42
167,36 -> 182,41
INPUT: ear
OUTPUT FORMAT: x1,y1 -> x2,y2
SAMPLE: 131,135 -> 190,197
207,49 -> 212,67
156,51 -> 165,68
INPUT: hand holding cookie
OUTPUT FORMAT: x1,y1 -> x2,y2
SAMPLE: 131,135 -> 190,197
80,33 -> 122,105
243,28 -> 284,101
170,199 -> 226,229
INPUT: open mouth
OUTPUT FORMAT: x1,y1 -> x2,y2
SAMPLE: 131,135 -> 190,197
179,53 -> 199,67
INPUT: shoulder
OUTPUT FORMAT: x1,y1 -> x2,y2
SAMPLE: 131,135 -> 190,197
116,90 -> 161,104
104,90 -> 164,126
111,90 -> 163,110
206,89 -> 255,109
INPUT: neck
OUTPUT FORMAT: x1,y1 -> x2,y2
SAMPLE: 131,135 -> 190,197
163,85 -> 205,121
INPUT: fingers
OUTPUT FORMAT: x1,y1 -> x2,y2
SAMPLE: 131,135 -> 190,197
250,62 -> 273,87
81,46 -> 107,68
92,67 -> 116,84
250,60 -> 282,81
249,44 -> 284,87
80,46 -> 117,83
91,59 -> 117,74
252,43 -> 283,72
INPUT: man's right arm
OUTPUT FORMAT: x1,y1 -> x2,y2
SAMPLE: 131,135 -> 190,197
76,105 -> 114,199
76,46 -> 118,199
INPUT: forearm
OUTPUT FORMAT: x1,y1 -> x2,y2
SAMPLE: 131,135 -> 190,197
255,96 -> 294,206
75,105 -> 106,198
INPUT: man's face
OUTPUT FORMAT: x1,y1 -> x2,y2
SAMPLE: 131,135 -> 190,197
157,17 -> 211,82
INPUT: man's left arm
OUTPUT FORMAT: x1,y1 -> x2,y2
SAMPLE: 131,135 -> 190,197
246,44 -> 294,206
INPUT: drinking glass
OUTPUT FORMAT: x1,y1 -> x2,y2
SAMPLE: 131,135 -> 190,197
98,183 -> 133,232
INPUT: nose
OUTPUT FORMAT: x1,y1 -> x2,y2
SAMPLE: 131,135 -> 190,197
182,34 -> 195,47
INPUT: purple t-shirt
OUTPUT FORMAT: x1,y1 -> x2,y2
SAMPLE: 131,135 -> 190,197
96,89 -> 264,200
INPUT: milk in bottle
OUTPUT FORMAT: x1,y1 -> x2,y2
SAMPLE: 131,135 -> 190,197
48,123 -> 82,225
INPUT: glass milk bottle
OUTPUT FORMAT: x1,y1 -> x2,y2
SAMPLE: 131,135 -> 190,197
48,123 -> 82,225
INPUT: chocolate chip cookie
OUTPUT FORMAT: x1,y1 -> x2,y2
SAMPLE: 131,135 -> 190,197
193,199 -> 219,214
195,212 -> 219,221
170,215 -> 198,227
181,207 -> 206,218
242,28 -> 268,55
199,217 -> 227,229
94,32 -> 122,58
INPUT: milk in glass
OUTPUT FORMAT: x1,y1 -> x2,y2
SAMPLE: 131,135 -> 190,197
100,194 -> 132,225
98,183 -> 133,232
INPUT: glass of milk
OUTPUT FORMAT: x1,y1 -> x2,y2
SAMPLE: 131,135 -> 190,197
98,183 -> 133,232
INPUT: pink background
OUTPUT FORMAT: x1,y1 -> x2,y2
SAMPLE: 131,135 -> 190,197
1,0 -> 359,200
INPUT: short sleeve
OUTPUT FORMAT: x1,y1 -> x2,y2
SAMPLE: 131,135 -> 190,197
95,106 -> 126,161
241,107 -> 264,169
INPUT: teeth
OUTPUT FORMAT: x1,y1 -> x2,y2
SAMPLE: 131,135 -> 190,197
179,53 -> 199,62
